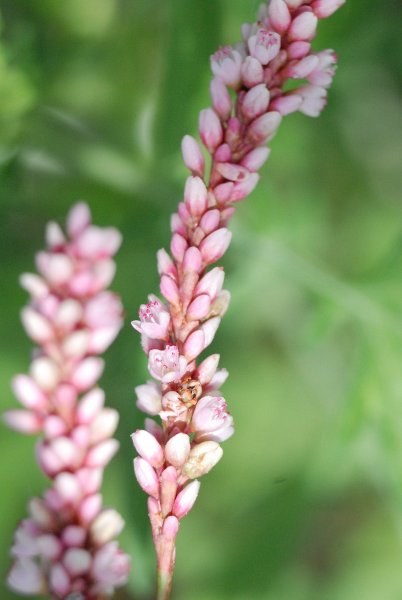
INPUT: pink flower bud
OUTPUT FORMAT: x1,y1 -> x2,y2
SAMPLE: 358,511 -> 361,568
311,0 -> 345,18
173,480 -> 201,519
216,162 -> 250,182
297,84 -> 328,117
210,78 -> 232,120
183,441 -> 223,478
181,135 -> 205,176
183,246 -> 202,274
199,316 -> 221,348
20,273 -> 48,299
3,410 -> 42,434
160,275 -> 180,305
162,515 -> 180,541
67,202 -> 91,238
49,564 -> 70,596
287,54 -> 319,79
270,94 -> 303,115
90,408 -> 119,444
160,466 -> 178,517
133,457 -> 159,499
241,147 -> 271,172
131,429 -> 164,468
268,0 -> 291,33
288,12 -> 318,41
183,329 -> 205,361
287,41 -> 311,59
187,294 -> 211,321
62,525 -> 86,547
148,346 -> 187,383
248,29 -> 281,65
170,233 -> 188,262
165,433 -> 191,468
135,381 -> 162,415
214,181 -> 234,203
242,84 -> 270,120
199,209 -> 219,235
210,46 -> 243,88
21,307 -> 53,344
78,493 -> 102,524
76,388 -> 104,424
46,221 -> 65,247
247,111 -> 282,144
230,173 -> 260,202
86,439 -> 119,468
71,357 -> 104,392
214,142 -> 232,162
184,176 -> 208,216
12,374 -> 47,411
241,56 -> 264,87
31,356 -> 59,391
53,472 -> 81,503
63,548 -> 91,576
195,267 -> 224,300
7,558 -> 44,595
36,252 -> 74,286
196,354 -> 220,385
199,108 -> 223,153
192,395 -> 234,442
90,509 -> 125,545
199,228 -> 232,265
157,248 -> 176,277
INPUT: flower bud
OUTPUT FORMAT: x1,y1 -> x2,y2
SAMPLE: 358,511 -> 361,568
210,78 -> 232,120
241,147 -> 270,172
288,12 -> 318,41
268,0 -> 291,33
199,228 -> 232,265
247,111 -> 282,145
182,441 -> 223,478
133,457 -> 159,499
183,329 -> 205,361
241,56 -> 264,87
173,480 -> 201,519
135,381 -> 162,415
187,294 -> 211,321
90,509 -> 125,545
199,108 -> 223,153
181,135 -> 205,176
311,0 -> 345,18
184,176 -> 208,216
165,433 -> 191,468
131,429 -> 164,469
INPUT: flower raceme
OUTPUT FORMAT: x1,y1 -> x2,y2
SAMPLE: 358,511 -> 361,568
4,204 -> 130,599
131,0 -> 344,597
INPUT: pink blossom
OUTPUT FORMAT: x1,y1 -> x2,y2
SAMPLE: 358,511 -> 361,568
191,395 -> 234,442
148,345 -> 187,383
210,46 -> 243,88
132,295 -> 171,339
248,29 -> 281,65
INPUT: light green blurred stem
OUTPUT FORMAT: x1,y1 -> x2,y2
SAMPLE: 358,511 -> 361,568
157,569 -> 173,600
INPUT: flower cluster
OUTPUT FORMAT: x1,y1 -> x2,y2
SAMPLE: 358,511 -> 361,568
5,203 -> 130,598
131,0 -> 344,595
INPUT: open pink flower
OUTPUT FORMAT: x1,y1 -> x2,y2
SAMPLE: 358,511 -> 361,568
148,345 -> 187,383
132,295 -> 171,340
211,46 -> 243,88
191,395 -> 234,443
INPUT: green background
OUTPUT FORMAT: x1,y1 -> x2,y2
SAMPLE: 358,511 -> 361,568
1,1 -> 402,598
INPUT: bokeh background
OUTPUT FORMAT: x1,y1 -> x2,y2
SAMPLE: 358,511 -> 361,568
1,1 -> 402,598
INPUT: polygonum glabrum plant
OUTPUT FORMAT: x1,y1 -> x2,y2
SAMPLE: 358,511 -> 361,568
131,0 -> 345,598
4,203 -> 130,599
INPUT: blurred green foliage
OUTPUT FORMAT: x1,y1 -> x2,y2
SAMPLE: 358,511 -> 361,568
0,0 -> 402,598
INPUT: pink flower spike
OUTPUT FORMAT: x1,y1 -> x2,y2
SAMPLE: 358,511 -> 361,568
181,135 -> 205,176
242,84 -> 270,121
148,346 -> 187,383
3,410 -> 43,434
165,433 -> 191,468
173,480 -> 201,519
312,0 -> 346,18
210,78 -> 232,121
210,46 -> 243,88
248,29 -> 281,65
199,108 -> 223,153
133,457 -> 159,499
288,12 -> 318,42
183,329 -> 205,362
184,176 -> 208,216
199,228 -> 232,265
268,0 -> 291,34
241,56 -> 264,88
135,381 -> 162,415
241,147 -> 271,172
132,429 -> 164,469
